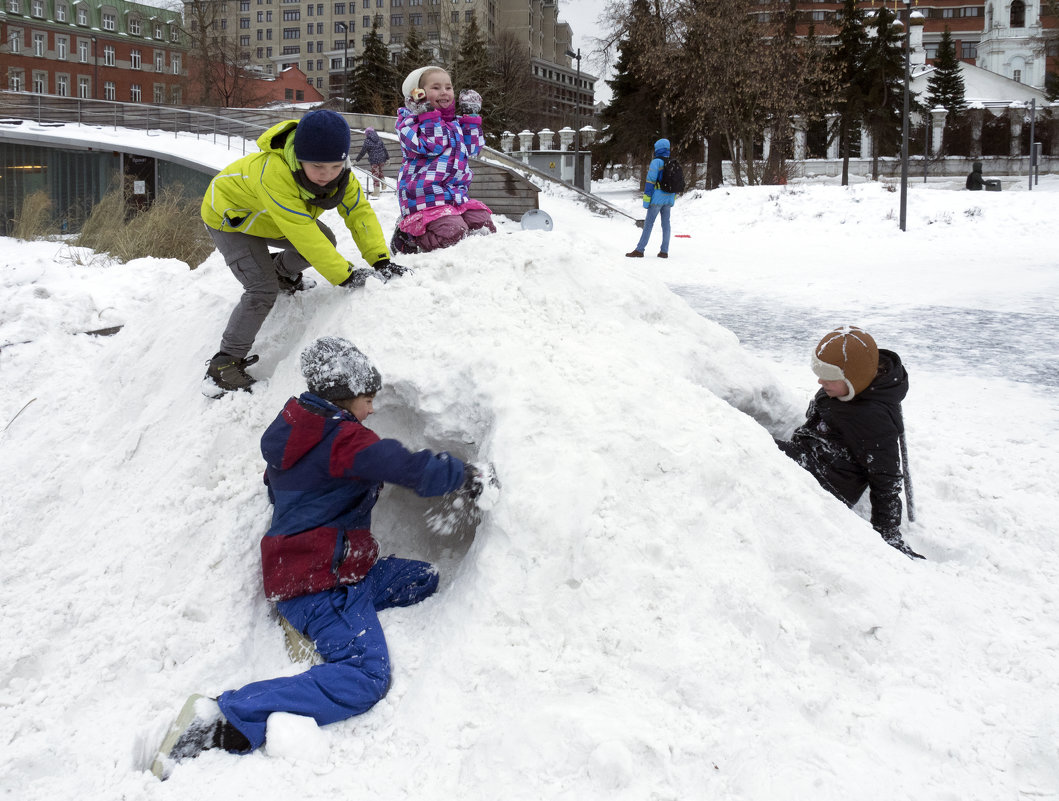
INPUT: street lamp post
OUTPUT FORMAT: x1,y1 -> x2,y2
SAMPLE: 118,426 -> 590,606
337,22 -> 349,112
899,0 -> 911,231
564,47 -> 582,190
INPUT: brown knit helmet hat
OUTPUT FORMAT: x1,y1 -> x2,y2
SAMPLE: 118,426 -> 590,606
810,326 -> 879,401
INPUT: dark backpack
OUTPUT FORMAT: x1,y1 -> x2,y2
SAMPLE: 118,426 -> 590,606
656,158 -> 686,194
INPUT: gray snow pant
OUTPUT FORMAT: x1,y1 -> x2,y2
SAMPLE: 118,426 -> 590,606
207,222 -> 337,359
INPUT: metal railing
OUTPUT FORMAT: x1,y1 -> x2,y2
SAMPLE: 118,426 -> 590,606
0,91 -> 276,154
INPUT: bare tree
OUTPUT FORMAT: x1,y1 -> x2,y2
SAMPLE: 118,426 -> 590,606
178,0 -> 269,108
486,31 -> 534,137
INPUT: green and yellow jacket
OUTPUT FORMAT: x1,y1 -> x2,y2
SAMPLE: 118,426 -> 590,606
201,120 -> 389,285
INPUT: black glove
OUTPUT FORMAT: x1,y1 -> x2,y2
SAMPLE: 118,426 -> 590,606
461,464 -> 485,501
405,88 -> 433,116
373,259 -> 412,281
459,462 -> 500,504
458,89 -> 482,116
340,266 -> 381,288
882,530 -> 925,560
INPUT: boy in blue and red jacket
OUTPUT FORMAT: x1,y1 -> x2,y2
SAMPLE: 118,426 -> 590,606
152,337 -> 496,778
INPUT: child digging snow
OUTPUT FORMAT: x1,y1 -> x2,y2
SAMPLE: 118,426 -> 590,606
390,65 -> 496,254
774,325 -> 923,560
200,109 -> 409,396
152,337 -> 498,778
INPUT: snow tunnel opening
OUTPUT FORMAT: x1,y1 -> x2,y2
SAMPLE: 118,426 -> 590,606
363,379 -> 494,575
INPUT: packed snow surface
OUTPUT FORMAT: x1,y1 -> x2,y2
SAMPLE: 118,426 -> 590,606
1,128 -> 1058,801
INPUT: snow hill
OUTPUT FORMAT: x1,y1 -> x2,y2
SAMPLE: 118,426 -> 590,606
1,150 -> 1058,801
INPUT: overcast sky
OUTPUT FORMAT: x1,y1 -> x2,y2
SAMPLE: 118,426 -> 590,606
558,0 -> 614,103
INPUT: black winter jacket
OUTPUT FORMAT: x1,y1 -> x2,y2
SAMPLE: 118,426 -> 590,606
790,350 -> 908,536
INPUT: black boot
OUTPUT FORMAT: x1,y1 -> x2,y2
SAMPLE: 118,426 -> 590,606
205,352 -> 260,393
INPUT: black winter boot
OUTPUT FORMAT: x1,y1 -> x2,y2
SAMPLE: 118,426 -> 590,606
205,352 -> 260,393
151,695 -> 252,779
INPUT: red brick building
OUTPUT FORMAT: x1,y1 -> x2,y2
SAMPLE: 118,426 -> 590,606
1,0 -> 187,103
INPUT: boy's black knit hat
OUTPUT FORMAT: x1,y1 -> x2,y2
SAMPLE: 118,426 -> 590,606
293,110 -> 350,163
811,325 -> 879,401
301,336 -> 382,402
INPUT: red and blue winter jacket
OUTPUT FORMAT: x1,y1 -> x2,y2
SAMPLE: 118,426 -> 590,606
395,107 -> 485,217
259,392 -> 466,601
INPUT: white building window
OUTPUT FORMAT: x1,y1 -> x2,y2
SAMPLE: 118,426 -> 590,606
130,83 -> 141,101
33,32 -> 45,56
56,73 -> 69,95
78,75 -> 90,97
78,39 -> 89,62
9,69 -> 25,91
32,70 -> 46,92
153,83 -> 164,103
1013,69 -> 1021,82
154,50 -> 165,70
7,0 -> 21,12
131,48 -> 141,68
102,12 -> 116,30
104,80 -> 115,99
130,17 -> 141,35
57,36 -> 68,59
8,30 -> 22,53
76,4 -> 88,25
171,54 -> 181,74
104,44 -> 115,65
55,1 -> 66,20
31,0 -> 43,16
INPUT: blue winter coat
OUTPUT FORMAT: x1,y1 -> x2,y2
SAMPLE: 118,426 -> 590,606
258,392 -> 465,600
642,138 -> 677,209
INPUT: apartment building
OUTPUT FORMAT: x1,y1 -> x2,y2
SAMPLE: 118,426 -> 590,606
201,0 -> 594,123
0,0 -> 187,103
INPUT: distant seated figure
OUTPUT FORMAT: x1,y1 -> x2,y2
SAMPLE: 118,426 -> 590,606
966,161 -> 985,191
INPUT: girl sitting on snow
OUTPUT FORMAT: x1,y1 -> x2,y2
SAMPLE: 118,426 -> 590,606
391,66 -> 496,254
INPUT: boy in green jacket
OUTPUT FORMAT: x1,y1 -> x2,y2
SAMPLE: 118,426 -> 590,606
201,109 -> 406,395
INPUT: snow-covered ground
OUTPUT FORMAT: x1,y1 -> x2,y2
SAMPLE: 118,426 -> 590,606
1,126 -> 1058,801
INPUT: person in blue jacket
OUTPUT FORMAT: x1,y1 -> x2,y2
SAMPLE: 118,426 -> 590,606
626,138 -> 677,259
152,337 -> 497,778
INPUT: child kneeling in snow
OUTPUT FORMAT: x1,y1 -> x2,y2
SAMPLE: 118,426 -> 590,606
391,65 -> 496,254
153,337 -> 497,778
774,325 -> 923,560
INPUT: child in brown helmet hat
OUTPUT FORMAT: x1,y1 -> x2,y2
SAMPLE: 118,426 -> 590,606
775,325 -> 923,559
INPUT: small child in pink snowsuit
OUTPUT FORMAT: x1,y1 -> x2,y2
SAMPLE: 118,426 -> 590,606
392,66 -> 496,254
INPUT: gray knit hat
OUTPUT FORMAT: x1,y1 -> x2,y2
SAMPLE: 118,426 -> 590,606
300,336 -> 382,401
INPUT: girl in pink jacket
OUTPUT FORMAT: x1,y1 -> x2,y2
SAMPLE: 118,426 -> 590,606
392,66 -> 496,253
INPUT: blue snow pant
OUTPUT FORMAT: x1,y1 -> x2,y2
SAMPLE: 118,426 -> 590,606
217,556 -> 439,750
635,203 -> 672,255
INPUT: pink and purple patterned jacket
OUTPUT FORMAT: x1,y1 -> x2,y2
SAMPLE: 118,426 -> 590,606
395,107 -> 485,217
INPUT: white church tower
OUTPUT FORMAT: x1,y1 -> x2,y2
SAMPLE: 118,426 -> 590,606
977,0 -> 1047,88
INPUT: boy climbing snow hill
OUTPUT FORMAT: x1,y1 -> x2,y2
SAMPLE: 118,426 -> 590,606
391,65 -> 495,254
152,337 -> 498,778
775,326 -> 923,560
200,109 -> 408,395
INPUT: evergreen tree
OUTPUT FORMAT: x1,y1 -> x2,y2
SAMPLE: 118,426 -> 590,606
861,5 -> 905,179
1044,71 -> 1058,102
451,15 -> 490,98
353,17 -> 399,114
828,0 -> 870,185
397,27 -> 434,90
592,0 -> 663,183
925,26 -> 966,155
926,26 -> 966,115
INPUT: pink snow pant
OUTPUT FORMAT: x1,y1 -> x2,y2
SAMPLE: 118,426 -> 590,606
416,208 -> 496,252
